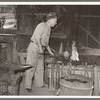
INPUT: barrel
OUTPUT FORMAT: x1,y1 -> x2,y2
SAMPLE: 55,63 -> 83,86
59,74 -> 93,96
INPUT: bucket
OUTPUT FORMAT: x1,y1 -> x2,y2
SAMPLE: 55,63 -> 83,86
59,74 -> 93,96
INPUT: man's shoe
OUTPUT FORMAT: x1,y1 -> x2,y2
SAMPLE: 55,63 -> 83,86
41,84 -> 47,88
26,88 -> 33,93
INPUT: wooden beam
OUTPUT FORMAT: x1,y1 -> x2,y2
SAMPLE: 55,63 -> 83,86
17,13 -> 47,16
80,15 -> 100,18
0,34 -> 16,36
79,24 -> 100,46
79,47 -> 100,56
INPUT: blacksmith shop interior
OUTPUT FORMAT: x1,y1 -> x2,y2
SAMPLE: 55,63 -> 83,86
0,5 -> 100,96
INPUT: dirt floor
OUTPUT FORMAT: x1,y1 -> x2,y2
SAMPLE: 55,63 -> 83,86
19,75 -> 57,96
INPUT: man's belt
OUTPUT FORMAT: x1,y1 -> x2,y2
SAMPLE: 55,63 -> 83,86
31,40 -> 46,49
31,40 -> 37,45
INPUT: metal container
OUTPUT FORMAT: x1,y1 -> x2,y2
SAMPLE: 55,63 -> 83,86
59,74 -> 93,96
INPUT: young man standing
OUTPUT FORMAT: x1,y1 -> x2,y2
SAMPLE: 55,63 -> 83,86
24,12 -> 58,92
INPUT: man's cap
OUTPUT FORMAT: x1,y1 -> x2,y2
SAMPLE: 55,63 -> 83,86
46,12 -> 57,20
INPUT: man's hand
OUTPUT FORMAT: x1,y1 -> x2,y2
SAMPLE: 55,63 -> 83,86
39,48 -> 44,54
49,51 -> 54,57
46,46 -> 55,57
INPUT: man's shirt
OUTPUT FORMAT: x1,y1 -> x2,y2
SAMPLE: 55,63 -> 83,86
31,22 -> 51,47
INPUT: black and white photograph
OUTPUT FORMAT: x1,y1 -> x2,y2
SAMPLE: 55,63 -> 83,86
0,2 -> 100,97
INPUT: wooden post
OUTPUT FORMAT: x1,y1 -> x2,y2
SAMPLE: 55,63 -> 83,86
98,32 -> 100,48
84,62 -> 89,77
48,64 -> 51,91
91,66 -> 94,79
56,63 -> 61,90
93,66 -> 99,96
86,6 -> 90,47
53,65 -> 56,90
51,63 -> 54,90
6,43 -> 12,63
12,38 -> 18,63
48,62 -> 55,91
